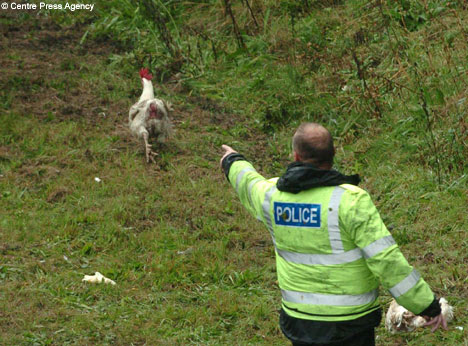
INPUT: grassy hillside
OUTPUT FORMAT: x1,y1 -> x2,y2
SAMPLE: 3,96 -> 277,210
0,0 -> 467,345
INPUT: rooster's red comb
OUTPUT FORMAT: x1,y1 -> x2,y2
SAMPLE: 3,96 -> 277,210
139,68 -> 153,80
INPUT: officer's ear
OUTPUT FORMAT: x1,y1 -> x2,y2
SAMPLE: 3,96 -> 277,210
293,151 -> 301,162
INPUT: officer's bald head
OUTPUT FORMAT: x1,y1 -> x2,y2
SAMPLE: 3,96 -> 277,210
292,123 -> 335,168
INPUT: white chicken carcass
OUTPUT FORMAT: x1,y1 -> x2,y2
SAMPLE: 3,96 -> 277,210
128,68 -> 173,163
385,297 -> 453,333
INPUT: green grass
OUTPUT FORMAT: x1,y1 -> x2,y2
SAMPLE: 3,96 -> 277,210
1,1 -> 467,345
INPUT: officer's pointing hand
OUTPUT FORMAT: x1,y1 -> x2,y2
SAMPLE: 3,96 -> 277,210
220,145 -> 238,170
423,313 -> 448,332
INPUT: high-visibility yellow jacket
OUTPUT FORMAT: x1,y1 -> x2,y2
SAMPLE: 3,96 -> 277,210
226,158 -> 435,322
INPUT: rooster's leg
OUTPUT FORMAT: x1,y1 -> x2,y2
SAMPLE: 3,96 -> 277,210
142,132 -> 158,163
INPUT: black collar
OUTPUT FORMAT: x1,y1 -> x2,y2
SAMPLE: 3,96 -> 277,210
276,162 -> 360,194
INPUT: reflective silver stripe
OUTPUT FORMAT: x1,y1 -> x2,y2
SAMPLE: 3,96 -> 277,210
282,289 -> 378,306
389,269 -> 420,298
247,178 -> 263,205
236,167 -> 255,192
362,235 -> 396,259
277,247 -> 362,265
328,186 -> 346,253
262,186 -> 277,241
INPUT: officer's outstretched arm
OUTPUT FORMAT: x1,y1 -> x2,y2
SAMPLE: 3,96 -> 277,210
221,151 -> 275,222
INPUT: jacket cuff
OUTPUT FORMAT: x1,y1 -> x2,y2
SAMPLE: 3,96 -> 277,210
222,153 -> 247,179
419,297 -> 441,317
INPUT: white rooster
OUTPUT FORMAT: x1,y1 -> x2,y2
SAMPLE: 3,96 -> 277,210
129,68 -> 173,163
385,297 -> 454,333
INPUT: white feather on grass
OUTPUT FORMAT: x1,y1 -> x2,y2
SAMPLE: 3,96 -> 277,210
82,272 -> 116,285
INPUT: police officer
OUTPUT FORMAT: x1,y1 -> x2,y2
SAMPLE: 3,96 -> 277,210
220,123 -> 447,345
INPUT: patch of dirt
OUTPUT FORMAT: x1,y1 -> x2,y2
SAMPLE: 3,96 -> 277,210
0,10 -> 124,124
47,187 -> 70,203
0,8 -> 268,166
185,95 -> 239,128
0,146 -> 14,161
16,164 -> 61,186
0,244 -> 21,255
422,252 -> 435,264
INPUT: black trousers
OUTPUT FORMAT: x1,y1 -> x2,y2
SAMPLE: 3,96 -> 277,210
291,328 -> 375,346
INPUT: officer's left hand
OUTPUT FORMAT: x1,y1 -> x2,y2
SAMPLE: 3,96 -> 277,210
220,144 -> 237,170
